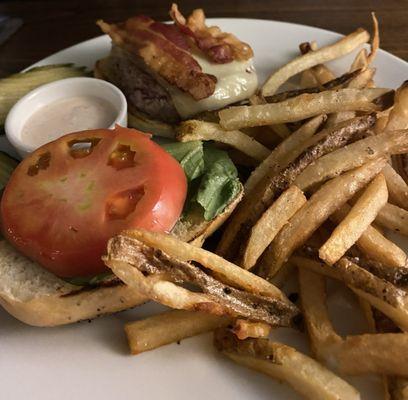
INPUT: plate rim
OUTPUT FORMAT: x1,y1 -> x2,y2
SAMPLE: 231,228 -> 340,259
26,17 -> 408,72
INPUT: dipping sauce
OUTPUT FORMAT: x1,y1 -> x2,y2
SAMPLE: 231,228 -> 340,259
21,96 -> 117,147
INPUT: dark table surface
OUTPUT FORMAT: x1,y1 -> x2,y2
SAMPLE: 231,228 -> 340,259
1,0 -> 408,77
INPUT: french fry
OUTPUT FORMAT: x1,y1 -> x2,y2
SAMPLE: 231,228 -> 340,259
326,68 -> 376,127
248,94 -> 292,139
331,204 -> 407,268
338,333 -> 408,376
105,231 -> 298,328
312,64 -> 336,85
265,69 -> 360,104
319,173 -> 388,265
218,115 -> 377,261
301,68 -> 320,88
306,40 -> 336,84
232,319 -> 271,340
244,115 -> 326,193
125,310 -> 230,355
361,298 -> 408,399
350,48 -> 369,72
297,258 -> 408,376
321,259 -> 408,332
386,81 -> 408,131
298,268 -> 343,363
214,330 -> 360,400
261,28 -> 369,96
176,120 -> 270,162
291,256 -> 408,332
258,158 -> 387,278
348,255 -> 408,289
295,129 -> 408,191
118,229 -> 289,301
374,114 -> 389,134
105,250 -> 296,326
219,88 -> 386,130
367,12 -> 380,64
270,123 -> 291,138
241,186 -> 306,270
376,203 -> 408,236
382,164 -> 408,209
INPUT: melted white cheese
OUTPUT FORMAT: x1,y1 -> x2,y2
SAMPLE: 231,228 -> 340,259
165,52 -> 258,119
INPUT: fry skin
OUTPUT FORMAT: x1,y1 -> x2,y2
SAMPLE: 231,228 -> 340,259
258,158 -> 387,278
125,310 -> 230,355
319,173 -> 388,265
261,28 -> 369,96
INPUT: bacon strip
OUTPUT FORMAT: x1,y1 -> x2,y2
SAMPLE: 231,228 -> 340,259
170,4 -> 254,63
97,16 -> 216,100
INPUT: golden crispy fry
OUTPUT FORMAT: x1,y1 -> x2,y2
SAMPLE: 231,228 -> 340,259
326,68 -> 376,127
382,164 -> 408,209
271,123 -> 291,138
298,268 -> 342,363
219,88 -> 386,130
244,115 -> 326,193
177,120 -> 270,162
249,94 -> 291,139
120,229 -> 288,301
258,158 -> 386,278
291,256 -> 408,332
301,68 -> 320,88
374,114 -> 389,135
108,263 -> 224,312
261,28 -> 369,96
319,173 -> 388,265
214,330 -> 360,400
295,130 -> 408,191
218,115 -> 376,261
266,70 -> 360,104
338,333 -> 408,376
241,186 -> 306,270
360,298 -> 408,399
386,81 -> 408,131
376,203 -> 408,236
307,40 -> 336,84
312,64 -> 336,85
106,242 -> 297,326
367,12 -> 380,64
232,319 -> 271,340
125,310 -> 230,355
331,204 -> 407,268
350,48 -> 369,72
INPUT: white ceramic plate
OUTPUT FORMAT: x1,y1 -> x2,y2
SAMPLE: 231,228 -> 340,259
1,18 -> 407,400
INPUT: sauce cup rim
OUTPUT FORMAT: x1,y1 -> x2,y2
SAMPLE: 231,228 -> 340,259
5,77 -> 128,158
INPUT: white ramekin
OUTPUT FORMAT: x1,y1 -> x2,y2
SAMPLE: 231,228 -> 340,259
5,77 -> 128,158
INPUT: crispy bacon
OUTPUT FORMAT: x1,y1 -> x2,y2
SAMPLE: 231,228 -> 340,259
97,16 -> 216,100
170,4 -> 254,63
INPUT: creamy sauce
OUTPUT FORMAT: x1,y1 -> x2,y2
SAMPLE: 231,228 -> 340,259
21,96 -> 117,147
163,52 -> 258,119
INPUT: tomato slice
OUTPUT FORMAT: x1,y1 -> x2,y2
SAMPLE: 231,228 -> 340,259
1,126 -> 187,278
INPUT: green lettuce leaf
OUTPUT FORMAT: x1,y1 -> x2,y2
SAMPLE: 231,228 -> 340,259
161,141 -> 204,181
162,141 -> 241,221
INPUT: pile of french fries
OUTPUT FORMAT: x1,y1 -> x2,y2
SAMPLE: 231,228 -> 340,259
105,14 -> 408,400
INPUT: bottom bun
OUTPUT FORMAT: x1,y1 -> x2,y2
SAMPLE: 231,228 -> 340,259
127,110 -> 176,138
0,283 -> 147,327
